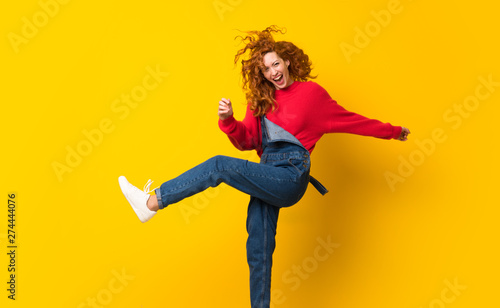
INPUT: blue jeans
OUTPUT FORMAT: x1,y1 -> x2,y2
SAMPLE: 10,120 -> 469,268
155,117 -> 323,308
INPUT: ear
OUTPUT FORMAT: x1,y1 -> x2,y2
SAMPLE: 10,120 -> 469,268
285,59 -> 290,67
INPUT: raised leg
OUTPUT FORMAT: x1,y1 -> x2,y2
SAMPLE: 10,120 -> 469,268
156,155 -> 306,209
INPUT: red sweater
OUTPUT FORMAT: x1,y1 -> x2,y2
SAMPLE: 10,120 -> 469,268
218,81 -> 402,156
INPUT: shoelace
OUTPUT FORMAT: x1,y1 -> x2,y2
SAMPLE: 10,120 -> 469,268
143,179 -> 159,194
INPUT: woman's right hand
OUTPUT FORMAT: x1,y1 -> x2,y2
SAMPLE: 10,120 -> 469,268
218,98 -> 233,120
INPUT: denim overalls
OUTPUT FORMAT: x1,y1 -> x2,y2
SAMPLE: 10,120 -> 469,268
260,115 -> 328,197
155,116 -> 327,308
246,116 -> 328,307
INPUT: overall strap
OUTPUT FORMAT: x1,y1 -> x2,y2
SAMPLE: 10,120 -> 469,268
309,176 -> 329,196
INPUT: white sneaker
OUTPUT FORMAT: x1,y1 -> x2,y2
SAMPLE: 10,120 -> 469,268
118,176 -> 157,223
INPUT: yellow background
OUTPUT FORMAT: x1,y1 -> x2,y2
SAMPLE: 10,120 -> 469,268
1,0 -> 499,307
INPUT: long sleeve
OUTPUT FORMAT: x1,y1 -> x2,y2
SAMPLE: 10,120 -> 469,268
218,104 -> 261,152
313,83 -> 402,140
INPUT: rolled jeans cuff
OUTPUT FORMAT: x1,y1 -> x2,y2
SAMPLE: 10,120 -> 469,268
154,188 -> 165,209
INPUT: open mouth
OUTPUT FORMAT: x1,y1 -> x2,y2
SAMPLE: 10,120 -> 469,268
273,74 -> 284,85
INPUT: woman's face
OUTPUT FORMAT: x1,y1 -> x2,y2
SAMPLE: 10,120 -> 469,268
262,51 -> 293,90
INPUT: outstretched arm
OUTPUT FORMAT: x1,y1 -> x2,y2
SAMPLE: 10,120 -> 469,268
309,82 -> 406,140
325,101 -> 404,140
328,101 -> 411,141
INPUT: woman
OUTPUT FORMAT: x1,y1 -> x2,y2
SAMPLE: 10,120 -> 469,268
118,26 -> 410,308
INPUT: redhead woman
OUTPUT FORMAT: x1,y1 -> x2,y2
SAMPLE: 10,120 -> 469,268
118,26 -> 410,308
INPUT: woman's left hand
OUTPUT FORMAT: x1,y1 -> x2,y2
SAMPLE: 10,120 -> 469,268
398,127 -> 411,141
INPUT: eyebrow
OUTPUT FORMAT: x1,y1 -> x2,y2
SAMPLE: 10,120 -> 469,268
263,60 -> 279,69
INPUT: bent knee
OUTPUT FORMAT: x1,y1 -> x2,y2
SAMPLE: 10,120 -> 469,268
206,155 -> 229,167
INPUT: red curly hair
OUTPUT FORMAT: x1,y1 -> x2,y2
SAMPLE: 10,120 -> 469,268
234,26 -> 316,117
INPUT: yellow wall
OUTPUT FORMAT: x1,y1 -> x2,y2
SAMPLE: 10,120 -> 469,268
2,0 -> 499,307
